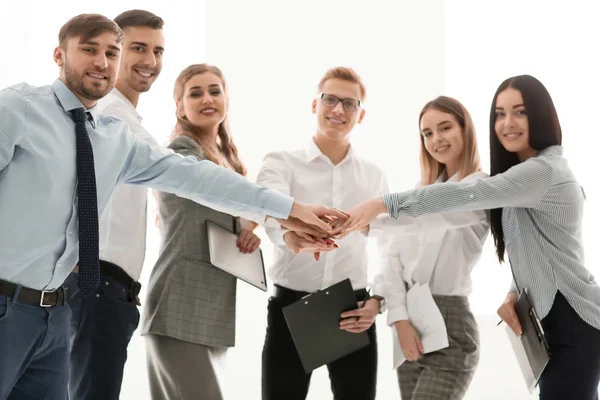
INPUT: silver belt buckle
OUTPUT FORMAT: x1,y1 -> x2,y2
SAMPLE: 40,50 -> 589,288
39,290 -> 53,307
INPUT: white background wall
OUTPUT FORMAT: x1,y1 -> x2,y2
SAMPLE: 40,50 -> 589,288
1,1 -> 598,399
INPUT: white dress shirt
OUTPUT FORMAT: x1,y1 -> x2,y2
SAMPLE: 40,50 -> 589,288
382,171 -> 490,325
256,139 -> 389,295
95,89 -> 158,281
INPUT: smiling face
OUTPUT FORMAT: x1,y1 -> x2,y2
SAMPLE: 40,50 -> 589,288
494,87 -> 537,160
178,72 -> 228,129
54,31 -> 121,107
312,78 -> 365,142
420,108 -> 465,175
119,26 -> 164,94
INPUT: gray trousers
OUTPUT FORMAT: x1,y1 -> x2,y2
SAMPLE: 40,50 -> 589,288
146,334 -> 227,400
397,295 -> 479,400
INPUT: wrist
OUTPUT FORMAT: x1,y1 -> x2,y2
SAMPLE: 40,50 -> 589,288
506,291 -> 518,304
366,297 -> 380,310
283,231 -> 294,243
240,218 -> 258,232
289,201 -> 300,218
370,295 -> 385,313
373,197 -> 387,214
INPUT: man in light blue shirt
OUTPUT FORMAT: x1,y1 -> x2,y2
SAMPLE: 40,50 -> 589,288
0,13 -> 340,399
66,10 -> 166,400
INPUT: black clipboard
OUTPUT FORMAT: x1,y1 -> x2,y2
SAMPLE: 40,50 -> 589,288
512,287 -> 551,392
281,278 -> 370,374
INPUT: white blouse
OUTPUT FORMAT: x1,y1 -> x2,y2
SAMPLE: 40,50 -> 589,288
380,171 -> 490,324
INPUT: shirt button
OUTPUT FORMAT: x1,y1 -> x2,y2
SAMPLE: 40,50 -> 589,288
57,263 -> 61,268
469,194 -> 474,199
69,231 -> 73,236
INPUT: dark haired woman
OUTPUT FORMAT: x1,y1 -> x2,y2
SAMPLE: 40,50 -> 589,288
336,75 -> 600,399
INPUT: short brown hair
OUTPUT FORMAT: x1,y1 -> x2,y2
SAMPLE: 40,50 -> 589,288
114,9 -> 164,30
419,96 -> 481,186
317,66 -> 366,100
58,14 -> 123,48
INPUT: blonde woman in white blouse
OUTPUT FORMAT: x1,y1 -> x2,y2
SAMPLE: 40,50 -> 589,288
381,96 -> 489,399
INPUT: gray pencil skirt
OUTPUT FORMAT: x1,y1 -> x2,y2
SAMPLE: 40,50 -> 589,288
146,334 -> 228,400
397,295 -> 480,400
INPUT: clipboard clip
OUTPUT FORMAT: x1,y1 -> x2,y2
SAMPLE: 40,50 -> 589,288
301,292 -> 313,303
300,289 -> 331,304
528,307 -> 550,352
301,289 -> 318,300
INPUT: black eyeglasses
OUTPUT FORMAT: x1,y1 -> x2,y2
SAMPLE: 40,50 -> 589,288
319,93 -> 361,111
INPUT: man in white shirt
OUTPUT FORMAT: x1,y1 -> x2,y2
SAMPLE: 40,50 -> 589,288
257,67 -> 388,400
66,10 -> 165,400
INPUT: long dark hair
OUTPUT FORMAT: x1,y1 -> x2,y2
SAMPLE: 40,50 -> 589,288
489,75 -> 562,262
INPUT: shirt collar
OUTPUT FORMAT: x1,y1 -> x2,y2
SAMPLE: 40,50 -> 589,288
305,138 -> 356,164
108,88 -> 143,122
52,78 -> 99,127
539,145 -> 563,156
435,171 -> 459,183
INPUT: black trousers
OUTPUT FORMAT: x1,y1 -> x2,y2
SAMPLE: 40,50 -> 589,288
66,268 -> 140,400
539,291 -> 600,400
261,286 -> 377,400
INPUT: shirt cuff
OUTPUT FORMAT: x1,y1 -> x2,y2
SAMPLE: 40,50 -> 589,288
383,192 -> 411,219
508,279 -> 518,294
277,228 -> 291,246
265,226 -> 290,246
386,304 -> 409,326
264,190 -> 294,220
371,272 -> 385,298
243,212 -> 269,226
371,282 -> 386,313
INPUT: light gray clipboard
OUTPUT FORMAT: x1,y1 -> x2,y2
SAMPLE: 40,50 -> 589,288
206,221 -> 268,292
506,287 -> 550,393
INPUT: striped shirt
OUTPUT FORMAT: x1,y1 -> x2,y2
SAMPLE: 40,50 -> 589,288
383,145 -> 600,330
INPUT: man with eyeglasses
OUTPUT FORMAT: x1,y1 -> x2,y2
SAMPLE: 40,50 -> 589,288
257,66 -> 388,400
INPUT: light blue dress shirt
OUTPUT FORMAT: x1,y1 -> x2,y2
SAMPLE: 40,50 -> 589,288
0,79 -> 293,291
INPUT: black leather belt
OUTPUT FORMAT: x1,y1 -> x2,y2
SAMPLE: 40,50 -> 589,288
0,280 -> 70,307
273,284 -> 367,304
73,260 -> 141,301
99,260 -> 141,301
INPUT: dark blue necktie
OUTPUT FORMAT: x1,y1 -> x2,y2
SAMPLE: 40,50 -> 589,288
71,108 -> 100,296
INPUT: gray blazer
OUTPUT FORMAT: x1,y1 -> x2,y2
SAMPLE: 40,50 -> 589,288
140,136 -> 238,348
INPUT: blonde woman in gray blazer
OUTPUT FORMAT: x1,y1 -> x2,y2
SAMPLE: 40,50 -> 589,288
141,64 -> 261,400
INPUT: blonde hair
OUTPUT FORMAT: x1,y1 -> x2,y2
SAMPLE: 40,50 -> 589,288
419,96 -> 481,186
317,66 -> 366,100
172,63 -> 246,176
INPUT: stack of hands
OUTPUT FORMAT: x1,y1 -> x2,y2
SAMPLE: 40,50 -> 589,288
235,197 -> 386,256
235,201 -> 355,255
277,198 -> 386,260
